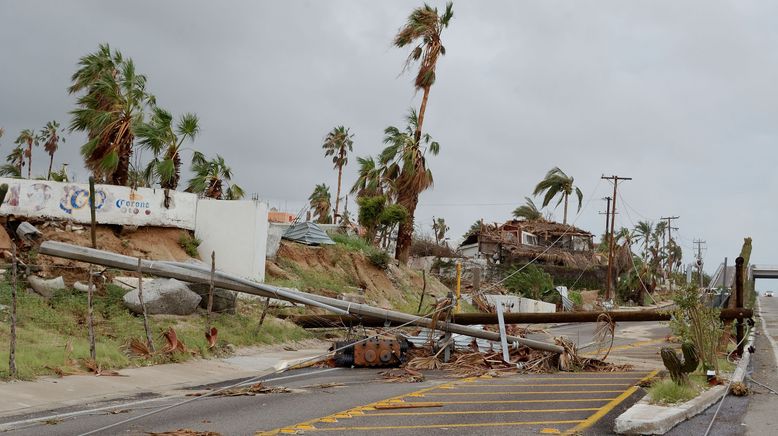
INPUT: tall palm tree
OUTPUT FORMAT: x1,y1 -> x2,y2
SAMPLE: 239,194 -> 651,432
186,152 -> 244,200
38,121 -> 66,180
512,197 -> 543,221
136,106 -> 199,190
394,2 -> 454,143
308,183 -> 332,224
380,108 -> 440,263
322,126 -> 353,222
633,221 -> 654,260
14,129 -> 36,179
532,167 -> 583,225
351,156 -> 383,198
69,44 -> 153,186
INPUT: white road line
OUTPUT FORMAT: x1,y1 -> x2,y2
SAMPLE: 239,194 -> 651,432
757,298 -> 778,368
0,367 -> 342,431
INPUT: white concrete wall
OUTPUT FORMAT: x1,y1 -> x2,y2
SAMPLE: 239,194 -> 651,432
0,177 -> 197,229
195,199 -> 268,281
483,294 -> 556,313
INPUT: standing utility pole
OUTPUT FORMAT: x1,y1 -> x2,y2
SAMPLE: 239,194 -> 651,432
600,197 -> 612,237
601,175 -> 632,300
660,216 -> 679,275
693,239 -> 706,289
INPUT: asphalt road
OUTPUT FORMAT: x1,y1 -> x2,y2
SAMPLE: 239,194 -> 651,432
0,321 -> 672,435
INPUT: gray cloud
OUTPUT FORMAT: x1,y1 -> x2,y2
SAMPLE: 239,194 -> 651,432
2,1 -> 778,287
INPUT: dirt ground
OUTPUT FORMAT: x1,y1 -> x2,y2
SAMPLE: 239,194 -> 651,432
267,241 -> 451,309
27,221 -> 195,284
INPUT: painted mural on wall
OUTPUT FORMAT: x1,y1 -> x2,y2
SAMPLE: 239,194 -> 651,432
0,178 -> 197,229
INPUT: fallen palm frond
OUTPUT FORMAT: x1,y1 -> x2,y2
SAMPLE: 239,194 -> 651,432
427,297 -> 453,345
380,367 -> 425,383
205,327 -> 218,349
81,358 -> 123,376
161,327 -> 189,354
591,313 -> 616,361
187,383 -> 291,397
300,382 -> 345,389
406,355 -> 443,370
147,430 -> 221,436
127,337 -> 153,357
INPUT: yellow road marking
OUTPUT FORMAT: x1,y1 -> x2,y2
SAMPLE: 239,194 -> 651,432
424,390 -> 626,395
452,383 -> 634,387
297,420 -> 585,431
563,369 -> 659,435
361,407 -> 599,416
495,376 -> 646,381
429,398 -> 618,404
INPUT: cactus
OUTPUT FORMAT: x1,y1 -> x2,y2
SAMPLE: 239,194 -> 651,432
661,343 -> 699,385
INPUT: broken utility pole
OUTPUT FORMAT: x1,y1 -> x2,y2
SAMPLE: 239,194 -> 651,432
601,175 -> 632,300
39,241 -> 564,354
661,215 -> 680,275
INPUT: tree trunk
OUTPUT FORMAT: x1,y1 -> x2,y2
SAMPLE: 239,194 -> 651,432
27,143 -> 32,179
47,154 -> 54,181
334,164 -> 342,223
563,193 -> 569,225
395,192 -> 419,264
112,137 -> 133,186
414,86 -> 432,143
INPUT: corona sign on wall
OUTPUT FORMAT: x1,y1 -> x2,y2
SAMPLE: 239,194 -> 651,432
0,178 -> 197,229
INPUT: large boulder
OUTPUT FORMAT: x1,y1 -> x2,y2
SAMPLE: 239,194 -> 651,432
187,283 -> 237,315
123,278 -> 201,315
28,276 -> 66,298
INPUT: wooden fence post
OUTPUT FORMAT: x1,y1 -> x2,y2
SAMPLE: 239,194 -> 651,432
9,243 -> 18,378
87,177 -> 97,361
137,258 -> 154,352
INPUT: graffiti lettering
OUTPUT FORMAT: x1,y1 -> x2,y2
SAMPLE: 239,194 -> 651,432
59,187 -> 107,214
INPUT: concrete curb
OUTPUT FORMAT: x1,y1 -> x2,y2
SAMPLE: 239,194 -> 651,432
614,327 -> 756,434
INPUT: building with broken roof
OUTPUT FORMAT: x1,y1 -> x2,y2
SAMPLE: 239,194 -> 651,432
458,219 -> 604,270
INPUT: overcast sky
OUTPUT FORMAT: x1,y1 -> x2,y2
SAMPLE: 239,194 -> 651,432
2,1 -> 778,287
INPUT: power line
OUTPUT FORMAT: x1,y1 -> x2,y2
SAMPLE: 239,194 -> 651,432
602,175 -> 632,301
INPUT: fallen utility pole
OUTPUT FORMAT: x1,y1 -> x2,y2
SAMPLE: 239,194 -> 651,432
39,241 -> 564,354
282,308 -> 753,328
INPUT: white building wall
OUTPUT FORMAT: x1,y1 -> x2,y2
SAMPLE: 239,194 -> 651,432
194,199 -> 268,281
0,177 -> 197,229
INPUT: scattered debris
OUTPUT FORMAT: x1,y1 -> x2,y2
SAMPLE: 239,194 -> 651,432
161,327 -> 191,354
187,383 -> 291,397
16,222 -> 42,242
332,335 -> 409,367
28,275 -> 66,298
379,367 -> 425,383
127,337 -> 153,358
147,429 -> 221,436
730,382 -> 749,396
300,382 -> 346,389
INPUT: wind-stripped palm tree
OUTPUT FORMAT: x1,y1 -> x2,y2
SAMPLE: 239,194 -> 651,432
38,121 -> 66,180
14,129 -> 36,179
0,145 -> 25,178
136,106 -> 199,190
533,167 -> 583,225
432,217 -> 449,245
394,2 -> 454,144
322,126 -> 353,221
186,152 -> 244,200
69,44 -> 153,186
633,221 -> 654,260
512,197 -> 543,221
308,183 -> 332,224
380,108 -> 439,263
351,156 -> 383,198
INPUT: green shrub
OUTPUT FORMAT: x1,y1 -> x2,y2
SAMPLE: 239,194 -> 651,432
568,290 -> 583,306
504,265 -> 554,302
647,378 -> 701,405
367,249 -> 390,269
178,232 -> 202,258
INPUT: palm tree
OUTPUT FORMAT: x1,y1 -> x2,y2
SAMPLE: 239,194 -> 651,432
432,217 -> 449,245
14,129 -> 36,179
351,156 -> 382,198
322,126 -> 353,222
308,183 -> 332,224
532,167 -> 583,225
512,197 -> 543,221
136,106 -> 199,190
38,121 -> 66,180
380,108 -> 440,263
1,146 -> 25,178
69,44 -> 153,186
633,221 -> 654,260
186,152 -> 244,200
394,2 -> 454,144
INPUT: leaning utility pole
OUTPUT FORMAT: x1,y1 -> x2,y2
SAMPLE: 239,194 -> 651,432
601,175 -> 632,300
694,239 -> 706,288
